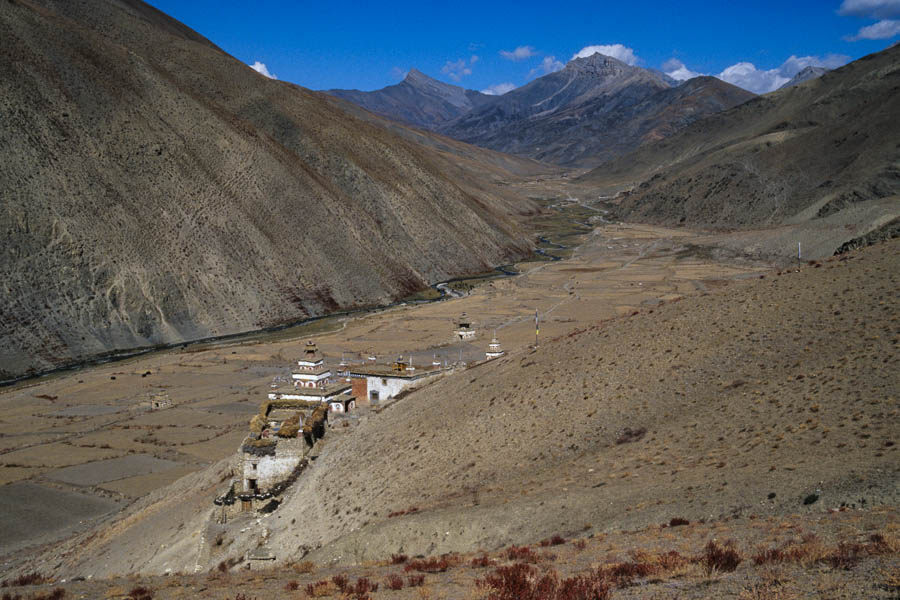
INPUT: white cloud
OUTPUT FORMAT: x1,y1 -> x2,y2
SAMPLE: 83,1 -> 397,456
441,56 -> 477,82
718,62 -> 787,93
847,18 -> 900,39
528,56 -> 565,78
839,1 -> 900,40
500,45 -> 537,61
838,0 -> 900,19
662,58 -> 705,81
249,61 -> 276,79
482,82 -> 516,95
571,44 -> 639,65
716,54 -> 851,94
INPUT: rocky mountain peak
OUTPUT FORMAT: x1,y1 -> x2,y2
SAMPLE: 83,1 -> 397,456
403,68 -> 429,84
564,52 -> 630,77
779,65 -> 829,90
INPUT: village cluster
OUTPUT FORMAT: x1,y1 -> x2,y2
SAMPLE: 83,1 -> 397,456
215,317 -> 505,516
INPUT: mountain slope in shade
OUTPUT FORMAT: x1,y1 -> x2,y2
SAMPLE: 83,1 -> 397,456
439,54 -> 754,166
325,69 -> 493,131
579,45 -> 900,251
0,0 -> 536,381
779,65 -> 829,89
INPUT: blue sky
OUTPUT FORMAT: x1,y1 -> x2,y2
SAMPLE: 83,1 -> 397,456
145,0 -> 900,94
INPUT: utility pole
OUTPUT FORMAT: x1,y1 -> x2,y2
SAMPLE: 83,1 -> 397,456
535,309 -> 539,348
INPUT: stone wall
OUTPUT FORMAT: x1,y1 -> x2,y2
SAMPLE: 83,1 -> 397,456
241,437 -> 306,492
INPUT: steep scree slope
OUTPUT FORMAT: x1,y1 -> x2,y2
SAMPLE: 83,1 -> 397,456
0,0 -> 535,380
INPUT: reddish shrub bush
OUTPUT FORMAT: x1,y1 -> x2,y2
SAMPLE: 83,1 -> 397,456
385,574 -> 404,590
477,564 -> 610,600
505,545 -> 539,563
540,535 -> 566,547
406,575 -> 425,587
700,540 -> 742,574
404,557 -> 450,573
284,580 -> 299,591
390,553 -> 408,564
476,563 -> 539,600
668,517 -> 690,527
555,574 -> 611,600
572,539 -> 587,551
824,542 -> 864,570
601,561 -> 655,586
471,554 -> 497,568
353,577 -> 378,596
332,574 -> 350,593
306,580 -> 331,596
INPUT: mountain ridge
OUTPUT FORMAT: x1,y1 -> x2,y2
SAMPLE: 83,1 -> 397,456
439,53 -> 755,166
0,0 -> 538,381
579,44 -> 900,250
325,69 -> 492,131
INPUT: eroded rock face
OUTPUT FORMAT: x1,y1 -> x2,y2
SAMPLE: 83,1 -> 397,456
0,0 -> 533,381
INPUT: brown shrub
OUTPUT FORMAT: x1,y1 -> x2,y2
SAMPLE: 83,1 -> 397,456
385,574 -> 404,590
2,573 -> 45,587
332,574 -> 350,593
505,545 -> 540,563
700,540 -> 742,574
292,560 -> 316,574
127,586 -> 153,600
471,555 -> 497,568
404,557 -> 450,573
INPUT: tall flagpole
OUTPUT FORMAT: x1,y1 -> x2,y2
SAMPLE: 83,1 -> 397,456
535,309 -> 539,348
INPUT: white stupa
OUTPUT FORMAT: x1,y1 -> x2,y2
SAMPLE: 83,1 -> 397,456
485,333 -> 505,360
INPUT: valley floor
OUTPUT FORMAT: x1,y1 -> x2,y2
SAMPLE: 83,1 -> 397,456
1,222 -> 896,599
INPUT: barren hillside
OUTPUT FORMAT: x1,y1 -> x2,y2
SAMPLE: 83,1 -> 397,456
580,44 -> 900,241
0,0 -> 539,382
29,238 -> 898,578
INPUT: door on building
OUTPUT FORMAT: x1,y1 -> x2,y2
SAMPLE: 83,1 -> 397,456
249,478 -> 258,493
369,390 -> 379,404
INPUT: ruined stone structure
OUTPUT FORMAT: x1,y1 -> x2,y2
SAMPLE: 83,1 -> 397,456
454,313 -> 477,340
